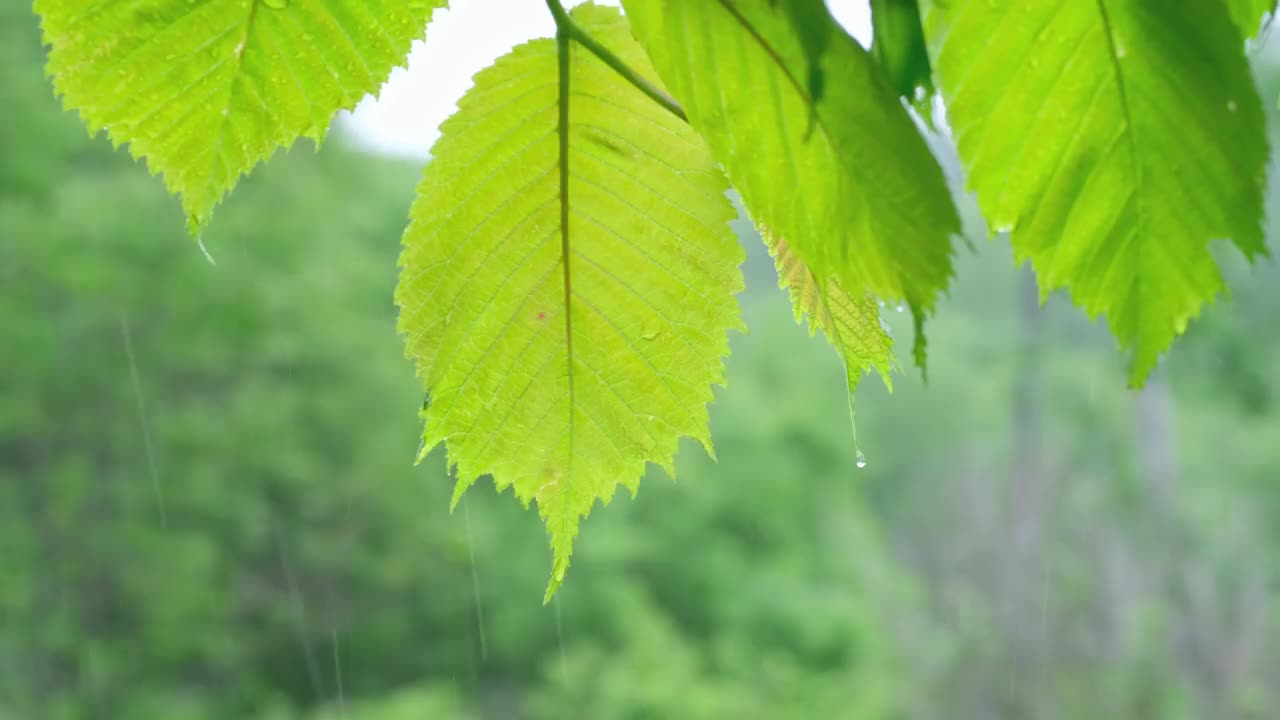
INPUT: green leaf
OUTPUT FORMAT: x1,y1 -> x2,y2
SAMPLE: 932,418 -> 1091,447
766,234 -> 896,443
1227,0 -> 1274,36
395,3 -> 744,600
924,0 -> 1267,385
36,0 -> 443,233
621,0 -> 959,366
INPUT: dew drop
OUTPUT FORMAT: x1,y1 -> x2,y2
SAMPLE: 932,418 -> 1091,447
640,323 -> 660,341
262,0 -> 288,9
895,304 -> 905,313
855,451 -> 867,469
1227,99 -> 1238,113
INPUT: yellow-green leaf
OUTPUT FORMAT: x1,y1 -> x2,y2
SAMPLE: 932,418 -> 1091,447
36,0 -> 444,233
395,4 -> 744,600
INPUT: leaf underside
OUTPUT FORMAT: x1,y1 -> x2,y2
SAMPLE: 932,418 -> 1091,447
621,0 -> 960,370
395,3 -> 744,600
924,0 -> 1267,385
767,234 -> 897,431
36,0 -> 443,233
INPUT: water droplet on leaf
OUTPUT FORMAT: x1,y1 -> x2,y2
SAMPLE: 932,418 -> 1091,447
855,451 -> 867,469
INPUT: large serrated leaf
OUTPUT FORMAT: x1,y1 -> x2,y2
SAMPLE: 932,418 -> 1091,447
924,0 -> 1267,385
395,3 -> 744,600
36,0 -> 444,233
621,0 -> 959,367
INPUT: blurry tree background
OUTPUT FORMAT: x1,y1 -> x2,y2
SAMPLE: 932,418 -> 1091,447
4,2 -> 1280,718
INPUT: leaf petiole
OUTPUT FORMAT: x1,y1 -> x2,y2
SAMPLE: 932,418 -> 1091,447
544,0 -> 687,122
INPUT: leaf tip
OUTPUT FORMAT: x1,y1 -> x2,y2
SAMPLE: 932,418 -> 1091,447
876,364 -> 895,394
448,472 -> 475,512
1126,349 -> 1160,390
910,303 -> 930,382
543,555 -> 570,605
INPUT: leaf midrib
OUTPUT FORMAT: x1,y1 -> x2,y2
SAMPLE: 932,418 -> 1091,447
1093,0 -> 1148,337
198,0 -> 262,222
554,26 -> 577,586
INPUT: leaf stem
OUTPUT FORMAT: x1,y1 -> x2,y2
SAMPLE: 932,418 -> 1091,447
544,0 -> 687,122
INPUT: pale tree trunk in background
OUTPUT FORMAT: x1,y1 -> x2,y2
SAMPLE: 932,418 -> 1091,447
1132,375 -> 1227,715
1135,375 -> 1279,715
1000,266 -> 1046,720
1223,569 -> 1267,711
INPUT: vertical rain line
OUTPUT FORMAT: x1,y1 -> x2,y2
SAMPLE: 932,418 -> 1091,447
462,497 -> 489,660
275,532 -> 324,704
119,313 -> 168,526
554,595 -> 569,682
331,629 -> 346,718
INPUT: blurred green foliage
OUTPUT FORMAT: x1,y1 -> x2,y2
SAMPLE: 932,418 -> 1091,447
1,4 -> 907,717
5,2 -> 1280,719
